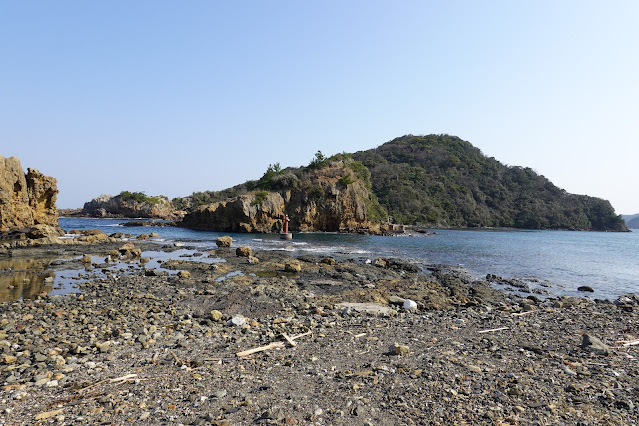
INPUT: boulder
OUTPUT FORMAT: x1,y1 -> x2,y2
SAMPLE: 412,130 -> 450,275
119,242 -> 141,258
236,246 -> 252,257
216,236 -> 232,248
76,229 -> 108,243
285,261 -> 302,273
25,224 -> 64,243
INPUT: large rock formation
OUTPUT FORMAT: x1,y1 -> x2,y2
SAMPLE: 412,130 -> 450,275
180,160 -> 386,233
81,193 -> 176,219
0,156 -> 60,233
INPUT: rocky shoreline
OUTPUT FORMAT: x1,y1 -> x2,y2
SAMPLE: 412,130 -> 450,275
1,238 -> 638,425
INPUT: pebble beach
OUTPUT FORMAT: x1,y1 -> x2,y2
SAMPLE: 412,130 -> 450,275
1,236 -> 638,425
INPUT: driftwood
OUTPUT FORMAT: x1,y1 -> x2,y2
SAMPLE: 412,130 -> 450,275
109,373 -> 138,383
282,332 -> 297,347
35,409 -> 64,421
78,373 -> 138,392
236,331 -> 312,358
477,327 -> 509,334
512,310 -> 537,317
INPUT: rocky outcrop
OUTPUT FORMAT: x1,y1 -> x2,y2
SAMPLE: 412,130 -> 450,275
0,156 -> 60,234
180,161 -> 384,233
82,194 -> 176,219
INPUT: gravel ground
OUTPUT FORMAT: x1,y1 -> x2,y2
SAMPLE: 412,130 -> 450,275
1,238 -> 638,425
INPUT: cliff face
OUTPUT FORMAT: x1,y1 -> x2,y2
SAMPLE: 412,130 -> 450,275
82,194 -> 175,219
180,161 -> 384,233
0,156 -> 59,232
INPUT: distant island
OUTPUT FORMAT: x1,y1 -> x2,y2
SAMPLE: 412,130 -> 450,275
67,134 -> 629,233
351,135 -> 627,231
174,134 -> 627,233
623,214 -> 639,229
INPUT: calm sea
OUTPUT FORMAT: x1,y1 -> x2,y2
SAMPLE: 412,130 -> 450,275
59,217 -> 639,300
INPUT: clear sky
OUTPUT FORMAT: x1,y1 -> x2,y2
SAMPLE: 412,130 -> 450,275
1,1 -> 638,213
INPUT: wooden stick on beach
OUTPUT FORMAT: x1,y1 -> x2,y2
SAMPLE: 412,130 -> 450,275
477,327 -> 509,334
236,330 -> 313,357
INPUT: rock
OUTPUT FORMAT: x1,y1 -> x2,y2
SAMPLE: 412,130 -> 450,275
137,233 -> 149,240
216,236 -> 233,248
285,261 -> 301,272
177,270 -> 191,278
25,224 -> 64,242
81,193 -> 176,219
577,285 -> 594,292
119,242 -> 141,258
81,255 -> 92,264
507,385 -> 523,396
119,242 -> 135,253
227,315 -> 246,327
236,246 -> 252,257
144,269 -> 160,277
261,407 -> 284,421
391,343 -> 410,355
212,390 -> 227,399
3,354 -> 17,364
337,302 -> 394,316
248,255 -> 260,264
402,299 -> 418,311
388,296 -> 405,305
321,257 -> 336,266
178,162 -> 383,234
0,156 -> 60,234
581,333 -> 610,355
373,257 -> 389,268
210,310 -> 223,322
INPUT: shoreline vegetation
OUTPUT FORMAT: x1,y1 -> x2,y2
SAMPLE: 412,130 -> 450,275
1,235 -> 638,424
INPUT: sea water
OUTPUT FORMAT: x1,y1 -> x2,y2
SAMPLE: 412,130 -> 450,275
59,217 -> 639,300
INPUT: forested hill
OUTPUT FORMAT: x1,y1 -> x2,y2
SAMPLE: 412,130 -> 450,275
352,134 -> 628,231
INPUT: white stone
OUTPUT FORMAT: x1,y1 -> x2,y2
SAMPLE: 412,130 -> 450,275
403,299 -> 418,311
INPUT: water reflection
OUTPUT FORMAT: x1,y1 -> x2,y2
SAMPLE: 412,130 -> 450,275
0,257 -> 56,302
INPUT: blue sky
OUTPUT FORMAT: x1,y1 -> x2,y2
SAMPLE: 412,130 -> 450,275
1,1 -> 638,213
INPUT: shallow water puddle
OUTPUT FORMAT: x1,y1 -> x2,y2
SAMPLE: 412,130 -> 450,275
0,248 -> 225,302
216,270 -> 244,282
